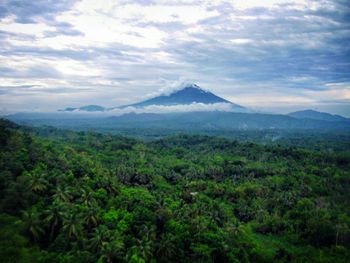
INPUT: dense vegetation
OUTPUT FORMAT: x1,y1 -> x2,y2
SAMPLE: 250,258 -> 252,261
0,119 -> 349,262
13,118 -> 350,152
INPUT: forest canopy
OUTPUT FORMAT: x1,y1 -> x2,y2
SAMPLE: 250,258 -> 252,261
0,119 -> 349,262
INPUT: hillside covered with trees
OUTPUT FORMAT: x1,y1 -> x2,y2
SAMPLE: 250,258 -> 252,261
0,119 -> 349,262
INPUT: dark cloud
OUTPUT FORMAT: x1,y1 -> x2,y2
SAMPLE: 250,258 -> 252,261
0,0 -> 78,23
43,22 -> 84,37
0,85 -> 92,96
0,65 -> 62,79
153,1 -> 350,93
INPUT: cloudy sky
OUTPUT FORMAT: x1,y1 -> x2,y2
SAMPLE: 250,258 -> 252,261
0,0 -> 349,116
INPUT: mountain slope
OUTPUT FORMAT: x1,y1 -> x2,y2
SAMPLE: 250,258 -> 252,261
59,84 -> 245,112
120,84 -> 244,109
288,109 -> 349,122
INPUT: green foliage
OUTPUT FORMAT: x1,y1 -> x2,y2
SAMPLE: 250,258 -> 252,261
0,119 -> 350,262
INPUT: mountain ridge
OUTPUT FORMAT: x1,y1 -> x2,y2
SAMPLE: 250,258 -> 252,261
288,109 -> 349,122
60,84 -> 245,112
118,84 -> 244,109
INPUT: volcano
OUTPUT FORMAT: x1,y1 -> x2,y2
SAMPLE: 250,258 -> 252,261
120,83 -> 245,110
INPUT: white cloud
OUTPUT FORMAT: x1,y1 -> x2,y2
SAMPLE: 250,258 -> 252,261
0,54 -> 101,77
0,0 -> 349,116
307,83 -> 350,101
53,1 -> 219,49
117,4 -> 219,24
67,102 -> 241,116
230,39 -> 253,45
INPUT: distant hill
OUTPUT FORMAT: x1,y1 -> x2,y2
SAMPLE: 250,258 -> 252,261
106,111 -> 350,130
119,84 -> 244,110
288,109 -> 349,122
6,111 -> 350,132
60,105 -> 105,112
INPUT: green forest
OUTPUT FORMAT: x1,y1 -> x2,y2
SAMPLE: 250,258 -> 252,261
0,119 -> 349,263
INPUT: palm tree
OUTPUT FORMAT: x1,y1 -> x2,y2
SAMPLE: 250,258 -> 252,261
100,240 -> 124,263
79,188 -> 97,206
84,206 -> 100,229
22,210 -> 45,242
44,204 -> 64,242
103,173 -> 120,193
210,207 -> 225,227
26,171 -> 48,193
52,186 -> 72,202
223,221 -> 244,248
131,239 -> 153,262
89,225 -> 109,252
156,234 -> 178,261
62,213 -> 82,240
132,228 -> 154,262
140,225 -> 155,242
